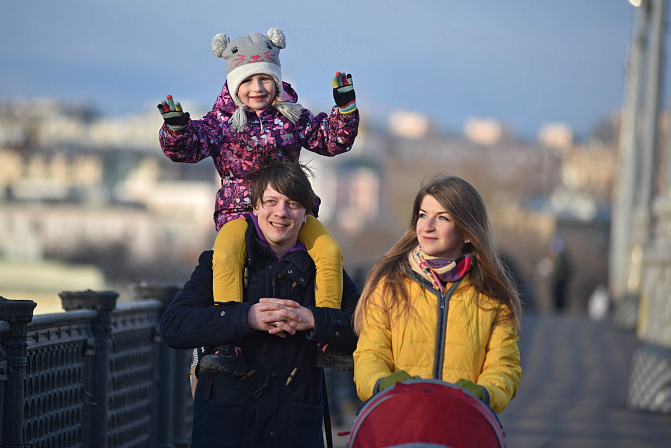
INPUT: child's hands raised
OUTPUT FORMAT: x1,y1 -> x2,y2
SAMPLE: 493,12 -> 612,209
157,95 -> 190,131
332,72 -> 357,115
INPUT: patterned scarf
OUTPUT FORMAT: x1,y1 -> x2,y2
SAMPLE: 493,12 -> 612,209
409,245 -> 473,293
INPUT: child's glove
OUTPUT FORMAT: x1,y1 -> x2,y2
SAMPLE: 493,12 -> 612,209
456,378 -> 488,404
157,95 -> 190,131
332,72 -> 357,115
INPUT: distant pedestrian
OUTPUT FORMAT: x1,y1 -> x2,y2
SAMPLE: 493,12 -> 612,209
353,175 -> 522,414
548,235 -> 571,312
535,235 -> 571,312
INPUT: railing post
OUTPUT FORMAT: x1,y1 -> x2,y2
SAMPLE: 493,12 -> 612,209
60,290 -> 118,448
134,284 -> 189,448
0,297 -> 37,447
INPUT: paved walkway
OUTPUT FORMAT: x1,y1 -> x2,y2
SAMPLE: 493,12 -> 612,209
330,312 -> 671,447
499,312 -> 671,447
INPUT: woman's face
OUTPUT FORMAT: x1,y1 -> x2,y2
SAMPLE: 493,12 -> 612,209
253,183 -> 308,258
416,194 -> 466,260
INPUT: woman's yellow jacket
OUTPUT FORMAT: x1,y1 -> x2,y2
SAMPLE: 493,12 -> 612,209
353,271 -> 521,414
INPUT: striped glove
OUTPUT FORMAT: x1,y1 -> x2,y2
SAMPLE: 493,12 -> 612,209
157,95 -> 190,131
332,72 -> 357,115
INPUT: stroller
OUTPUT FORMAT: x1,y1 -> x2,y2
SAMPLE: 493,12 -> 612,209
346,379 -> 506,448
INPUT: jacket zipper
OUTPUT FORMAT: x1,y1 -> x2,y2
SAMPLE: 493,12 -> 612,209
432,280 -> 461,380
258,116 -> 271,148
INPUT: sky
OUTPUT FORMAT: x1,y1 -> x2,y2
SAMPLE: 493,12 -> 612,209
1,1 -> 638,139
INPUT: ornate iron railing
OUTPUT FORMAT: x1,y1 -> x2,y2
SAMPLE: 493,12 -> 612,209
0,286 -> 191,448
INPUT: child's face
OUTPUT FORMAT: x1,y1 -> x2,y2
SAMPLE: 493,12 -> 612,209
238,74 -> 276,110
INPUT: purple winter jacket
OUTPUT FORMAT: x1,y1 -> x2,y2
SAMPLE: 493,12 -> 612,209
159,82 -> 359,231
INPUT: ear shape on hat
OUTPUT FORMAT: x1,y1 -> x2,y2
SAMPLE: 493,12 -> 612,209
267,28 -> 286,49
211,33 -> 230,58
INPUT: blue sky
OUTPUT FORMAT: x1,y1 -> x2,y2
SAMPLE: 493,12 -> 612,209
1,1 -> 636,139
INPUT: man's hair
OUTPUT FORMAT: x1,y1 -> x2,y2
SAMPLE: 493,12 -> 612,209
246,160 -> 315,212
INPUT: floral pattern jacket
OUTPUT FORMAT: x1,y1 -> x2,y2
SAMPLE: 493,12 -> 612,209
159,82 -> 359,230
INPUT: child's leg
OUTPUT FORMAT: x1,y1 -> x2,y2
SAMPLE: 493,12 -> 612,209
299,216 -> 343,309
213,218 -> 248,302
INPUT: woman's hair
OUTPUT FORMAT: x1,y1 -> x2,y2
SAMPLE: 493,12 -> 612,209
246,160 -> 315,212
353,175 -> 521,334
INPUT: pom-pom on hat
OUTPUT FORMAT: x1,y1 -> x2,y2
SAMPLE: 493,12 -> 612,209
212,28 -> 301,132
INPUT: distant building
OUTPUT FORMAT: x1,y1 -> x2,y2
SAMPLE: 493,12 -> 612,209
388,110 -> 432,139
334,162 -> 380,233
538,122 -> 574,153
0,100 -> 218,291
463,117 -> 512,146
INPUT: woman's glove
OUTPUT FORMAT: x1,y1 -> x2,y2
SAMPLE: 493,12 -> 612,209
456,378 -> 488,404
157,95 -> 190,131
332,72 -> 357,115
378,370 -> 418,392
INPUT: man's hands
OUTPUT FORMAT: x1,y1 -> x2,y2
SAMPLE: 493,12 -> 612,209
157,95 -> 190,131
247,298 -> 315,338
332,72 -> 357,115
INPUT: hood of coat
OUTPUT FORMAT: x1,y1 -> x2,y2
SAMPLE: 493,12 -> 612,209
218,80 -> 299,115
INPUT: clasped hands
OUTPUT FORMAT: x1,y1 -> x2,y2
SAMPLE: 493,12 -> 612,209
248,298 -> 315,338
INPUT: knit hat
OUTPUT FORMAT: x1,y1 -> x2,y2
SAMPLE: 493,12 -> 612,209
212,28 -> 302,132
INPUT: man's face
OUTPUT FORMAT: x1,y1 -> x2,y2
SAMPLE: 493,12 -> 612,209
253,183 -> 308,258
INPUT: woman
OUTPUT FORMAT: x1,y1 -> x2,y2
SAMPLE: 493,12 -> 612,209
353,175 -> 521,414
159,161 -> 359,447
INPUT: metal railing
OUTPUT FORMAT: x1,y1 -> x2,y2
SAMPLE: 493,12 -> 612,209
0,286 -> 192,448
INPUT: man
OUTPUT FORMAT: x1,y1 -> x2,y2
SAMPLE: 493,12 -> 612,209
159,161 -> 358,447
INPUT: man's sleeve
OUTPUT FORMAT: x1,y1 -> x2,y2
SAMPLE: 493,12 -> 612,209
159,251 -> 254,349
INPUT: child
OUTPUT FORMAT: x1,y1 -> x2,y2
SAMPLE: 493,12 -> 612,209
157,28 -> 358,314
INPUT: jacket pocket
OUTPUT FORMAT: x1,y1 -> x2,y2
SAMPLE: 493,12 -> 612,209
289,401 -> 324,447
192,397 -> 246,447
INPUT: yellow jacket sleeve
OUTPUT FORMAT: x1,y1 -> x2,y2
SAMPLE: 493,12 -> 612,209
477,307 -> 521,414
353,285 -> 395,401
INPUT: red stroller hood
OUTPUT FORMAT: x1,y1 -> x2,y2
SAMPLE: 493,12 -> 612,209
347,379 -> 506,448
